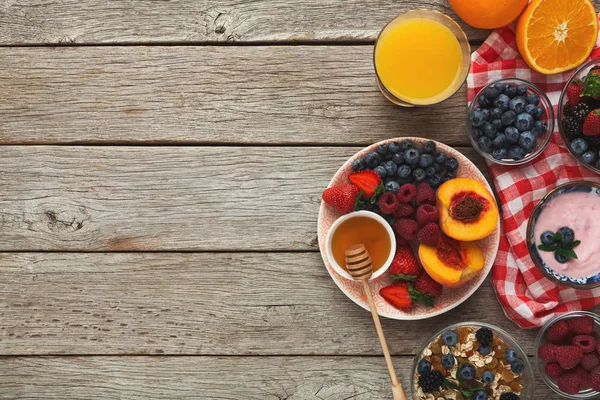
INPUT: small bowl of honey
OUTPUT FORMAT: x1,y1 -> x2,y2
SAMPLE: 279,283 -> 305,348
325,210 -> 396,280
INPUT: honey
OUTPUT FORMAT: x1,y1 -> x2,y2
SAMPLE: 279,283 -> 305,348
330,216 -> 392,273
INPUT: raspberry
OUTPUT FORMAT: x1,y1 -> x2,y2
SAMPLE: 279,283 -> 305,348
538,343 -> 558,362
394,234 -> 410,246
416,182 -> 435,205
567,316 -> 594,335
547,320 -> 570,344
393,218 -> 418,240
573,335 -> 596,353
397,183 -> 417,203
591,365 -> 600,391
545,362 -> 564,379
582,353 -> 600,371
378,192 -> 400,214
558,371 -> 582,394
556,345 -> 584,370
416,204 -> 439,227
417,223 -> 441,246
393,203 -> 414,218
577,366 -> 592,389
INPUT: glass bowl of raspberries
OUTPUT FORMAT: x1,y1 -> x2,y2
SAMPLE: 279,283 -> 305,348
536,311 -> 600,398
468,78 -> 554,165
559,58 -> 600,173
412,322 -> 533,400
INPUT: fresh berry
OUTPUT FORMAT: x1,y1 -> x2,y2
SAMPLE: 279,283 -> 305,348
397,165 -> 411,179
482,370 -> 494,384
385,180 -> 400,194
517,84 -> 528,95
442,330 -> 458,346
393,218 -> 418,241
504,84 -> 518,98
484,86 -> 499,100
404,148 -> 420,166
417,359 -> 432,374
399,139 -> 414,151
540,231 -> 555,246
479,345 -> 491,355
591,365 -> 600,391
504,349 -> 518,363
511,360 -> 524,374
583,109 -> 600,136
434,151 -> 446,165
419,154 -> 435,168
423,140 -> 436,154
581,353 -> 600,371
527,93 -> 541,105
518,131 -> 536,151
365,152 -> 381,168
412,168 -> 426,182
534,120 -> 548,136
563,117 -> 581,138
416,182 -> 435,205
417,223 -> 440,246
389,247 -> 421,280
374,165 -> 387,178
416,204 -> 439,227
377,144 -> 388,155
583,151 -> 597,164
578,366 -> 592,389
534,106 -> 545,119
476,327 -> 493,347
379,283 -> 413,311
558,371 -> 582,395
391,152 -> 404,164
548,321 -> 571,344
393,203 -> 414,218
397,183 -> 417,203
483,122 -> 497,138
427,174 -> 442,188
478,96 -> 491,107
567,80 -> 584,107
525,103 -> 536,115
477,136 -> 493,153
555,252 -> 569,264
492,148 -> 507,161
395,234 -> 410,246
494,94 -> 510,110
388,142 -> 400,154
515,113 -> 534,131
493,133 -> 508,148
574,102 -> 592,123
322,184 -> 360,214
418,370 -> 444,393
414,273 -> 442,297
384,160 -> 398,177
567,316 -> 594,335
471,109 -> 487,127
573,335 -> 596,353
352,158 -> 365,171
499,394 -> 520,400
474,391 -> 488,400
538,343 -> 558,362
556,226 -> 575,245
556,345 -> 584,370
459,363 -> 476,380
378,192 -> 400,215
348,170 -> 382,198
509,97 -> 527,113
545,362 -> 564,379
441,354 -> 455,368
508,146 -> 527,160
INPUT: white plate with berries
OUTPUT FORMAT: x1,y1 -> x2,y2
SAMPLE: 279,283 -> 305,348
318,138 -> 501,320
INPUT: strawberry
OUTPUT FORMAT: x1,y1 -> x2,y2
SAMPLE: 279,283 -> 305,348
583,109 -> 600,136
389,246 -> 421,281
380,283 -> 413,311
414,273 -> 442,297
348,170 -> 382,198
322,184 -> 360,214
567,80 -> 584,107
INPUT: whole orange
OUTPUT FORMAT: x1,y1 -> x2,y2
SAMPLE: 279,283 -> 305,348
449,0 -> 529,29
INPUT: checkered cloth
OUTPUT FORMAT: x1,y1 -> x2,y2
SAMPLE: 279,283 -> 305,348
467,20 -> 600,329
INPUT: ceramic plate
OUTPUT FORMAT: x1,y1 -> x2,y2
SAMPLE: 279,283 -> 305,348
317,138 -> 501,320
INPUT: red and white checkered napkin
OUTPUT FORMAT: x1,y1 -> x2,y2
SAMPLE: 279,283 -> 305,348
467,20 -> 600,328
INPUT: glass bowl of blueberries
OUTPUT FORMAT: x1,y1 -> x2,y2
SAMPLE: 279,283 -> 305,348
468,78 -> 554,165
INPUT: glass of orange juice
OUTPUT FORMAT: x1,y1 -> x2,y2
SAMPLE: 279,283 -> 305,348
374,10 -> 471,107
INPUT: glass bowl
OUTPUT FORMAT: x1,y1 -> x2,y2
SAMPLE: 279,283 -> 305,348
558,57 -> 600,174
411,322 -> 534,400
526,181 -> 600,289
535,311 -> 600,398
468,78 -> 555,165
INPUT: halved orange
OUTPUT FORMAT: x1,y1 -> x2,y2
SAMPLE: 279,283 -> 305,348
516,0 -> 598,75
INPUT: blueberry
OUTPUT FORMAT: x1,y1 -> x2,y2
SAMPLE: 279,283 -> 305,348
426,166 -> 437,177
412,168 -> 426,182
518,131 -> 536,151
397,177 -> 412,186
384,153 -> 394,161
492,148 -> 507,160
377,144 -> 388,155
504,349 -> 517,363
478,96 -> 491,108
481,109 -> 491,121
479,345 -> 491,355
474,390 -> 488,400
441,354 -> 455,369
384,160 -> 398,176
482,370 -> 494,384
571,137 -> 589,155
366,152 -> 381,168
494,94 -> 511,111
352,158 -> 365,171
509,97 -> 527,113
555,252 -> 569,264
541,231 -> 555,245
433,162 -> 444,173
419,154 -> 435,168
505,127 -> 520,144
501,110 -> 517,126
399,139 -> 414,151
397,164 -> 412,178
511,360 -> 524,374
423,140 -> 436,154
491,107 -> 503,119
558,226 -> 575,244
385,180 -> 400,194
517,84 -> 528,95
459,364 -> 477,381
434,151 -> 447,165
427,175 -> 441,188
583,151 -> 597,164
533,120 -> 547,136
445,157 -> 459,171
525,103 -> 537,115
526,93 -> 540,105
445,171 -> 457,180
388,142 -> 400,154
493,134 -> 508,149
404,148 -> 420,166
484,86 -> 499,101
442,330 -> 459,346
417,359 -> 432,374
508,146 -> 527,160
483,122 -> 497,138
374,165 -> 387,177
491,119 -> 503,131
471,128 -> 483,140
477,136 -> 493,153
505,84 -> 518,98
534,106 -> 545,119
392,152 -> 404,165
493,82 -> 506,94
597,158 -> 600,169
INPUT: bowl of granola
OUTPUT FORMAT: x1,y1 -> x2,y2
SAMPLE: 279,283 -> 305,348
412,322 -> 533,400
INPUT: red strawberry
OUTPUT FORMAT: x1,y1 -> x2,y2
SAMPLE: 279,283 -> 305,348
547,320 -> 570,344
568,316 -> 594,335
556,345 -> 584,370
322,184 -> 360,214
393,218 -> 418,240
538,343 -> 559,362
558,371 -> 582,394
380,283 -> 413,311
567,80 -> 584,107
591,365 -> 600,391
582,109 -> 600,137
414,273 -> 442,297
573,335 -> 596,353
582,353 -> 600,371
348,170 -> 381,198
545,362 -> 564,379
389,247 -> 421,280
417,223 -> 441,246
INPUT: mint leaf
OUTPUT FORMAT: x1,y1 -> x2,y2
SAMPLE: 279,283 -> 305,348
442,379 -> 458,390
390,274 -> 417,282
553,231 -> 562,242
562,248 -> 579,260
583,72 -> 600,98
565,240 -> 581,249
538,244 -> 559,252
354,191 -> 366,211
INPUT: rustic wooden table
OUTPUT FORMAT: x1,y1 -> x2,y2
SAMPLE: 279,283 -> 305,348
1,1 -> 599,399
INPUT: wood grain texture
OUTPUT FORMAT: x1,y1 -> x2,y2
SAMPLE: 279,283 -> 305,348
0,46 -> 471,145
0,0 -> 490,45
0,252 -> 548,356
0,146 -> 489,251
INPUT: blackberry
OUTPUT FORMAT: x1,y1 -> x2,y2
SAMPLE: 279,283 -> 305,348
563,102 -> 575,117
562,116 -> 581,138
574,103 -> 591,123
418,370 -> 444,393
475,327 -> 493,347
499,393 -> 520,400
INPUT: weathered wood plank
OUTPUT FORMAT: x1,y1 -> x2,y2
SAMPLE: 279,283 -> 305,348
0,146 -> 488,251
0,0 -> 491,45
0,252 -> 554,356
0,46 -> 471,145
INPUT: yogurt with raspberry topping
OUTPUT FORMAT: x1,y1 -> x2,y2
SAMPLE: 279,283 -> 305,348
533,190 -> 600,279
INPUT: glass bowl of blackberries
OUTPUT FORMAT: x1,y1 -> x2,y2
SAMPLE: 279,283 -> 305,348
559,58 -> 600,173
468,78 -> 554,165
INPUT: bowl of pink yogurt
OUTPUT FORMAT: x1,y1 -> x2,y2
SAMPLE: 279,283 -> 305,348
527,181 -> 600,288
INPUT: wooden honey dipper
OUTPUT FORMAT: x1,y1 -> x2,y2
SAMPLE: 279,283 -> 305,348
345,244 -> 408,400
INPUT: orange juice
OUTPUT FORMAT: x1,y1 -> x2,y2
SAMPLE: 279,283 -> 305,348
331,216 -> 391,273
375,13 -> 467,105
